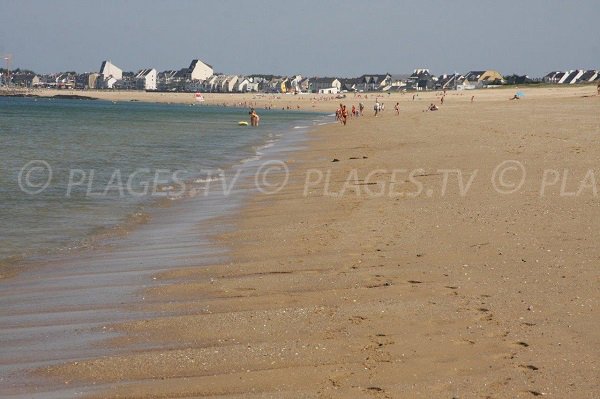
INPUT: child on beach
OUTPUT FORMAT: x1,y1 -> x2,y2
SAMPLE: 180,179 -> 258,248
395,102 -> 400,115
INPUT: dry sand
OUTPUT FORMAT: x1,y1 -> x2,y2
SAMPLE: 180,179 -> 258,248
12,84 -> 600,113
37,86 -> 599,398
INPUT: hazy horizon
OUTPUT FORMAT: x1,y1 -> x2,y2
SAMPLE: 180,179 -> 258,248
1,0 -> 598,77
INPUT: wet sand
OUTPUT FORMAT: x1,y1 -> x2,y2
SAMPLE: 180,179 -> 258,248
12,86 -> 600,397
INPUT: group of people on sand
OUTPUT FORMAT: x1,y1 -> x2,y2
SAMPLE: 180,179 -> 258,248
337,99 -> 404,119
335,102 -> 365,125
336,104 -> 349,125
249,108 -> 260,126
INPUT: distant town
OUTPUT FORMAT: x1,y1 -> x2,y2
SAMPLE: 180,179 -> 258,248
1,57 -> 599,94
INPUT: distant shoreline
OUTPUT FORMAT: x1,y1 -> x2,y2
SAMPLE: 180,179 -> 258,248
1,85 -> 597,113
0,92 -> 98,100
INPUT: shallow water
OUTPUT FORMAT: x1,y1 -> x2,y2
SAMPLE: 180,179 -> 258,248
0,97 -> 322,264
0,97 -> 329,397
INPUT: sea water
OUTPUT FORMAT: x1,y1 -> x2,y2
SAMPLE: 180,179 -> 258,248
0,96 -> 322,264
0,96 -> 328,397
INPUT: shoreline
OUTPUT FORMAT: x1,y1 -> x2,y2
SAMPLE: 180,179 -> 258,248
9,86 -> 600,397
0,105 -> 328,397
2,84 -> 597,113
0,98 -> 327,281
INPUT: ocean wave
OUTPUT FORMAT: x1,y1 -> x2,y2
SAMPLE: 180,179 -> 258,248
194,176 -> 223,184
239,155 -> 262,164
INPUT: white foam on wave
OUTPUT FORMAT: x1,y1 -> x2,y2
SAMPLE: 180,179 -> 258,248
194,176 -> 223,184
239,155 -> 262,164
260,141 -> 276,150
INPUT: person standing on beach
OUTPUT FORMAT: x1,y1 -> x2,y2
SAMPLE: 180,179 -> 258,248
359,102 -> 364,116
374,100 -> 380,117
341,105 -> 348,126
336,103 -> 344,124
395,102 -> 400,115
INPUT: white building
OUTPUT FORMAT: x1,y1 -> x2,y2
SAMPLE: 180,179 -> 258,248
318,87 -> 339,94
98,60 -> 123,89
188,59 -> 213,81
99,60 -> 123,80
213,75 -> 229,93
201,75 -> 239,92
135,68 -> 157,90
289,75 -> 303,92
564,70 -> 585,84
202,75 -> 218,92
103,76 -> 118,89
557,72 -> 571,84
578,70 -> 599,83
245,78 -> 260,92
312,78 -> 341,93
236,77 -> 250,92
222,75 -> 239,92
214,75 -> 229,92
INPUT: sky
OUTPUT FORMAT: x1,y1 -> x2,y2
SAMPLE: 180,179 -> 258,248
0,0 -> 598,77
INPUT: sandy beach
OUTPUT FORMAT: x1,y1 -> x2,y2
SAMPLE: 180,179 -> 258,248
30,85 -> 600,397
6,84 -> 598,113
